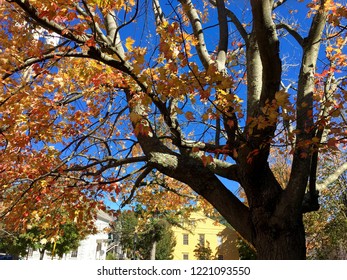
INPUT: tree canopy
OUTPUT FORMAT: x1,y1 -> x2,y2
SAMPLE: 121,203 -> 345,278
115,210 -> 176,260
1,0 -> 347,259
0,203 -> 96,259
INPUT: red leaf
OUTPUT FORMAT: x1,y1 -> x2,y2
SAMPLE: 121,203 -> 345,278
86,37 -> 96,47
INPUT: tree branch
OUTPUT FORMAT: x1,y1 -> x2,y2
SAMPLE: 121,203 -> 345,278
121,166 -> 153,208
286,0 -> 328,210
243,0 -> 281,159
250,0 -> 282,106
2,51 -> 84,80
188,150 -> 240,182
147,151 -> 253,244
11,0 -> 88,44
276,23 -> 304,47
273,0 -> 287,10
178,0 -> 212,69
152,0 -> 165,25
66,156 -> 148,172
215,0 -> 228,72
209,0 -> 248,42
317,163 -> 347,190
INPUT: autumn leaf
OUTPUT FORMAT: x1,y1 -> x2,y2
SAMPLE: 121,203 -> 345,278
201,154 -> 213,167
125,37 -> 135,51
86,37 -> 96,47
275,90 -> 289,106
1,0 -> 347,260
185,111 -> 195,121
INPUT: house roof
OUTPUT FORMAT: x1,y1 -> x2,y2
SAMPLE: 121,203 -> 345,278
97,210 -> 114,223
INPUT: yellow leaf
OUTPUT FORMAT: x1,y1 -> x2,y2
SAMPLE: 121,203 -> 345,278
125,37 -> 135,51
326,45 -> 334,53
217,89 -> 228,96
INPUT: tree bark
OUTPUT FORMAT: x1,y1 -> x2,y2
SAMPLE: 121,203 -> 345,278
150,241 -> 157,260
39,249 -> 45,260
243,166 -> 306,259
253,210 -> 306,259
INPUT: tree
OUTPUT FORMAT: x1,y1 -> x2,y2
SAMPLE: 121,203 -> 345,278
194,241 -> 213,260
305,154 -> 347,259
270,149 -> 347,259
0,182 -> 97,260
139,219 -> 176,260
154,223 -> 176,260
1,0 -> 347,259
0,212 -> 95,259
115,210 -> 176,260
0,230 -> 29,259
49,222 -> 84,259
21,223 -> 79,260
0,222 -> 85,259
236,238 -> 257,260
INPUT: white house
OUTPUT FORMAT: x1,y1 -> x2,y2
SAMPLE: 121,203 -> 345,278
28,211 -> 119,260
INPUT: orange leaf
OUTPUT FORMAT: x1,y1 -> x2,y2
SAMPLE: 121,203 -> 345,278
201,155 -> 213,167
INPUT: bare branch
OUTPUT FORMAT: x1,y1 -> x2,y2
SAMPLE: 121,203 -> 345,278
209,0 -> 248,42
152,0 -> 165,25
178,0 -> 212,69
2,51 -> 86,80
121,166 -> 153,207
246,33 -> 262,117
66,156 -> 148,172
103,11 -> 127,61
112,0 -> 140,47
244,0 -> 281,153
215,0 -> 228,72
317,162 -> 347,190
276,23 -> 304,47
273,0 -> 287,10
250,0 -> 282,105
12,0 -> 88,44
179,139 -> 220,151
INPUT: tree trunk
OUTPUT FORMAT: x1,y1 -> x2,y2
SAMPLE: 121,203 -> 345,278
252,211 -> 306,259
238,161 -> 307,259
39,249 -> 45,260
150,241 -> 157,260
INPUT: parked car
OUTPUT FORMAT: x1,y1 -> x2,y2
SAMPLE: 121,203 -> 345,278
0,253 -> 14,260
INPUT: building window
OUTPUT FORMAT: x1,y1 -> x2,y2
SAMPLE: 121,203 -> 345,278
96,242 -> 102,252
218,255 -> 224,260
183,234 -> 189,245
183,253 -> 189,260
71,249 -> 78,258
199,234 -> 205,246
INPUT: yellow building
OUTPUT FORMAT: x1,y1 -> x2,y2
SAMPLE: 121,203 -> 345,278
171,211 -> 239,260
